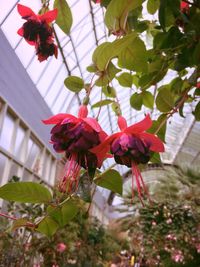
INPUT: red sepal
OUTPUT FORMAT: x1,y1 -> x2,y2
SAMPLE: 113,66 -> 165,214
139,132 -> 165,152
82,117 -> 102,132
17,27 -> 24,37
17,4 -> 36,19
125,114 -> 152,134
42,113 -> 76,125
40,9 -> 58,23
90,132 -> 121,154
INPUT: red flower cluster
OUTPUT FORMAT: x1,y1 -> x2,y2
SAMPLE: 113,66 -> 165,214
44,106 -> 164,202
17,4 -> 58,62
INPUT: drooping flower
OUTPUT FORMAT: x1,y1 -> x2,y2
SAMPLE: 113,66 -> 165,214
43,105 -> 108,193
17,4 -> 58,61
91,115 -> 164,203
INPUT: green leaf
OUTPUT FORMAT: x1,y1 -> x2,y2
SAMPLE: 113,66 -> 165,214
107,62 -> 121,81
92,32 -> 137,71
0,182 -> 52,203
11,218 -> 28,231
156,86 -> 174,112
92,99 -> 114,108
102,86 -> 116,98
37,217 -> 59,237
147,0 -> 160,14
61,200 -> 78,226
86,64 -> 97,73
64,76 -> 84,92
54,0 -> 73,34
142,91 -> 154,109
150,152 -> 161,164
130,93 -> 143,110
105,0 -> 144,32
158,0 -> 179,30
95,169 -> 123,195
118,37 -> 148,72
92,42 -> 113,71
148,114 -> 167,142
48,200 -> 78,227
95,74 -> 110,87
132,75 -> 139,88
194,102 -> 200,121
117,73 -> 133,87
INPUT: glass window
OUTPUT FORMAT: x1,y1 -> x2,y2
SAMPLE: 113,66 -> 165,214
0,152 -> 7,181
23,169 -> 33,181
0,113 -> 15,151
26,139 -> 41,169
22,169 -> 32,181
43,154 -> 51,181
9,161 -> 19,181
14,125 -> 26,159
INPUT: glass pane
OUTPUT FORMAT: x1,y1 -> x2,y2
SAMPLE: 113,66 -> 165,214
0,113 -> 15,151
43,154 -> 51,181
23,169 -> 33,181
49,159 -> 56,185
33,157 -> 41,175
14,125 -> 26,159
9,161 -> 19,181
26,139 -> 41,169
0,153 -> 7,183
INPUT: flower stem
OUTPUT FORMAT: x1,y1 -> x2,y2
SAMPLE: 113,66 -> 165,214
0,212 -> 17,221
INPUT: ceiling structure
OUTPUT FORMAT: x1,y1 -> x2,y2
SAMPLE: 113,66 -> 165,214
1,0 -> 200,206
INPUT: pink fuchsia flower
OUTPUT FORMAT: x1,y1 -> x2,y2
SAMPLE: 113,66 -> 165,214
17,4 -> 58,61
43,105 -> 108,192
91,115 -> 164,203
56,243 -> 67,253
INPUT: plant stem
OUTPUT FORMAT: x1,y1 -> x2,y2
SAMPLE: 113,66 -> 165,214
0,212 -> 17,221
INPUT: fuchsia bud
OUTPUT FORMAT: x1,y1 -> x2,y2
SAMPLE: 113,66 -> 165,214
78,105 -> 88,118
118,116 -> 127,131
